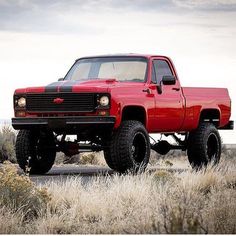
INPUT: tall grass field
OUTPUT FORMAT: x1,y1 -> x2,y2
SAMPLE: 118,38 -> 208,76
0,158 -> 235,234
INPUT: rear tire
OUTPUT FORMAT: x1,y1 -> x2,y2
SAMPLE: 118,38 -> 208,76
187,123 -> 221,169
104,120 -> 150,173
16,130 -> 56,174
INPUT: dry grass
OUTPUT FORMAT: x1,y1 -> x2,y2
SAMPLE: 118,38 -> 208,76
0,157 -> 235,234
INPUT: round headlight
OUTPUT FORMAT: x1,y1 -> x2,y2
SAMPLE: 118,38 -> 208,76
99,96 -> 109,106
18,97 -> 26,108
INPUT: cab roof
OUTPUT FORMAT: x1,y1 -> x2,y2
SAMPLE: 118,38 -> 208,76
76,53 -> 170,61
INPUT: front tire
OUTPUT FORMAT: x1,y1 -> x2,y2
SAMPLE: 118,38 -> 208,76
187,123 -> 221,169
16,130 -> 56,174
104,120 -> 150,173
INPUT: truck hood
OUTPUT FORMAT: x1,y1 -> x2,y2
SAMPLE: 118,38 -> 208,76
15,79 -> 142,94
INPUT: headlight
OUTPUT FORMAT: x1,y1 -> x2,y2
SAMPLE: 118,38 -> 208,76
17,97 -> 26,108
99,96 -> 109,106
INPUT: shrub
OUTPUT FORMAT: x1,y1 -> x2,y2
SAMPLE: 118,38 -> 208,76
79,152 -> 100,165
0,125 -> 16,163
152,170 -> 175,184
222,144 -> 236,159
165,160 -> 173,167
55,151 -> 106,166
0,163 -> 51,219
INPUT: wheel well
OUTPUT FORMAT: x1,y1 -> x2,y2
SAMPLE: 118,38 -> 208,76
122,106 -> 146,126
200,109 -> 220,127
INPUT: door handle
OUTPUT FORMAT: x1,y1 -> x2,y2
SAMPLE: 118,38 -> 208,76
142,88 -> 151,94
172,87 -> 180,91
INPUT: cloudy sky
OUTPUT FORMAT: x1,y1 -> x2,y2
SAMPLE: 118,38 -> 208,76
0,0 -> 235,142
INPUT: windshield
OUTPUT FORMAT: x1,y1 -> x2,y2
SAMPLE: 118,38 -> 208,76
64,57 -> 148,82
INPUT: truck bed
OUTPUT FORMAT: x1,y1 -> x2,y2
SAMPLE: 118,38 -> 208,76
181,87 -> 231,130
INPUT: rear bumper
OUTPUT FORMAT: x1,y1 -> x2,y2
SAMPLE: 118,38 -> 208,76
12,116 -> 116,130
218,120 -> 234,130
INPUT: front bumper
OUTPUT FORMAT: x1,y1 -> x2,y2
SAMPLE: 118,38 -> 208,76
12,116 -> 116,130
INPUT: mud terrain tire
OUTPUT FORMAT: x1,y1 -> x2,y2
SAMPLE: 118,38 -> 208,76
16,130 -> 56,174
187,123 -> 221,169
104,120 -> 150,173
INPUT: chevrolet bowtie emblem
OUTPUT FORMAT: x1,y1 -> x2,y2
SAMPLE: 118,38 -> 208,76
53,98 -> 64,104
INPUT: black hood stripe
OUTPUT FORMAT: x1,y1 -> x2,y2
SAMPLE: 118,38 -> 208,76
45,80 -> 81,93
45,82 -> 61,92
59,80 -> 79,92
45,86 -> 58,92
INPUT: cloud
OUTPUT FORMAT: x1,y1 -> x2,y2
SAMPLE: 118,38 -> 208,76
0,0 -> 102,34
173,0 -> 236,11
106,0 -> 236,12
0,0 -> 235,34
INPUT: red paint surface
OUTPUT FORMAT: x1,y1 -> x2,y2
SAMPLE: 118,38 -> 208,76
13,54 -> 232,133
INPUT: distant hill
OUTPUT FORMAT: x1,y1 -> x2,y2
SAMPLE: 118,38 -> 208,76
225,144 -> 236,150
0,119 -> 10,124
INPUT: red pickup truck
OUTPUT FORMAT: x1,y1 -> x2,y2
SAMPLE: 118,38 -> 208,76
12,54 -> 234,174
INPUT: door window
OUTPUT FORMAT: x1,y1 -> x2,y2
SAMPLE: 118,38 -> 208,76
152,60 -> 173,84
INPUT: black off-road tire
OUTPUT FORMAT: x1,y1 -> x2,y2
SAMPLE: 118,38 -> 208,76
16,130 -> 56,174
104,120 -> 150,173
187,123 -> 221,169
103,150 -> 115,170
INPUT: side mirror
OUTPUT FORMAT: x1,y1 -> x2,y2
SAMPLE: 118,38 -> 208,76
58,78 -> 64,81
157,84 -> 162,94
162,75 -> 176,85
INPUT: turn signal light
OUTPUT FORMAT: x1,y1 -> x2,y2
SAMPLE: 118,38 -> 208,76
98,111 -> 109,116
15,111 -> 26,117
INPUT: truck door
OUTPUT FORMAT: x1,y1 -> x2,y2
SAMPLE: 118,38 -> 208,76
152,58 -> 185,132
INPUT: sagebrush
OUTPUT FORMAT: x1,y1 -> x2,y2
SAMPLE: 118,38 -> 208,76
0,158 -> 235,234
0,163 -> 50,220
0,125 -> 16,163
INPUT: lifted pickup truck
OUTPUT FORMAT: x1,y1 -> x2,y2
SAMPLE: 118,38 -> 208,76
12,54 -> 234,174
